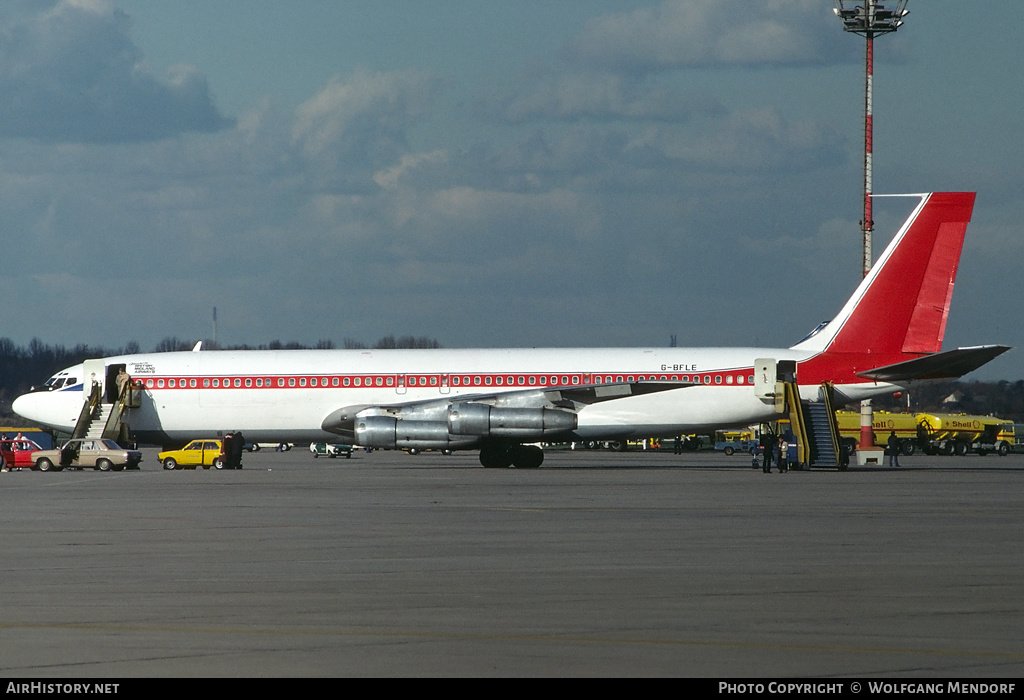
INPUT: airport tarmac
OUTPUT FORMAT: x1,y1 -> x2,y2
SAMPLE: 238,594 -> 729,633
1,447 -> 1022,678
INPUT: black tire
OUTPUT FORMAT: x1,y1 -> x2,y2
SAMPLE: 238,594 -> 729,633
36,457 -> 54,472
97,459 -> 113,472
480,445 -> 512,468
213,457 -> 225,469
511,445 -> 544,469
998,442 -> 1011,457
901,441 -> 916,456
163,458 -> 178,470
723,447 -> 734,456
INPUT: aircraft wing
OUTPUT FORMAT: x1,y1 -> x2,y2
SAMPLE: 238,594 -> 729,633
321,380 -> 694,437
855,345 -> 1011,382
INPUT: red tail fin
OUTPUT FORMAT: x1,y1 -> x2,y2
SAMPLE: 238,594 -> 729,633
794,192 -> 976,357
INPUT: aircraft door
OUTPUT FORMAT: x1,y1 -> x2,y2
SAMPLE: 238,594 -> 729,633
105,363 -> 126,403
83,359 -> 106,404
754,359 -> 776,400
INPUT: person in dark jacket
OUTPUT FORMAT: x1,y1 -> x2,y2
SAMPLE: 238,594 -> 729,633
887,431 -> 901,468
231,431 -> 245,469
761,432 -> 774,473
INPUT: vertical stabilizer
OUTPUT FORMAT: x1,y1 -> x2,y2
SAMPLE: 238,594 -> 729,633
792,192 -> 975,356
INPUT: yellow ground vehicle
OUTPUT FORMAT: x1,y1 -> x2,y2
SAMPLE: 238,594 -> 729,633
158,439 -> 224,470
836,411 -> 920,455
836,411 -> 1014,457
916,413 -> 1014,456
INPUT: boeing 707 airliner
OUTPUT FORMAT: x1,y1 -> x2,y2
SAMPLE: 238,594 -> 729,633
13,192 -> 1008,468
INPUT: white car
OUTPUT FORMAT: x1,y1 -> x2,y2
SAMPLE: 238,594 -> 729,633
309,442 -> 353,458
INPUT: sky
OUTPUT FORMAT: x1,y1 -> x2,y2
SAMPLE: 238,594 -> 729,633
0,0 -> 1021,380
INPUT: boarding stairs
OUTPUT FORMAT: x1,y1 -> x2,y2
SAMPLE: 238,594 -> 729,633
781,381 -> 843,470
71,380 -> 139,444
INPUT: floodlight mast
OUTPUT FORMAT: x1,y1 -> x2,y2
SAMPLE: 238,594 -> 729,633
833,0 -> 909,277
833,0 -> 909,458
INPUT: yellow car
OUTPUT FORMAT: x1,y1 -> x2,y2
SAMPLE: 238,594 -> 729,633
158,440 -> 224,470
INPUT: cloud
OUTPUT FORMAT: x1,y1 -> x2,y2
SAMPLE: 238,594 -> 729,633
0,0 -> 230,142
291,68 -> 441,192
491,72 -> 724,124
570,0 -> 841,72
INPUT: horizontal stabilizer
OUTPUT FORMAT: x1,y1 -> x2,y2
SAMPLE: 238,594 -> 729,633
855,345 -> 1011,382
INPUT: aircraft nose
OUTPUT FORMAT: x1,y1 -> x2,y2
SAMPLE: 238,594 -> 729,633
12,392 -> 43,423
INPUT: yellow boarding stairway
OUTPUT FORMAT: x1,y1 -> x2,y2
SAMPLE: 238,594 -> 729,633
779,381 -> 844,470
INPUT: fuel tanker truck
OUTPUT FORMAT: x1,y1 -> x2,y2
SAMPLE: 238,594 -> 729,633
837,411 -> 1014,457
836,411 -> 921,456
915,413 -> 1014,457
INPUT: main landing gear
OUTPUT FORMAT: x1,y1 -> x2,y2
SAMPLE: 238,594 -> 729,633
479,444 -> 544,469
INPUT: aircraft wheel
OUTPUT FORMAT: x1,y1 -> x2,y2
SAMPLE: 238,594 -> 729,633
511,445 -> 543,469
479,445 -> 512,469
163,458 -> 178,470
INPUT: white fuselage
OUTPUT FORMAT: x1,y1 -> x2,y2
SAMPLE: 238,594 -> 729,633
13,346 -> 893,447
